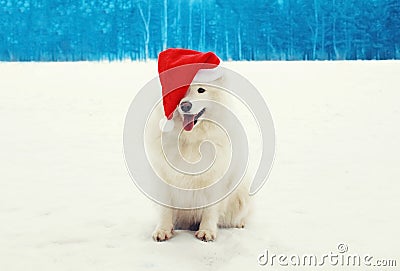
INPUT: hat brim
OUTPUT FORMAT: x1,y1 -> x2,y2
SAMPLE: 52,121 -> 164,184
192,62 -> 223,83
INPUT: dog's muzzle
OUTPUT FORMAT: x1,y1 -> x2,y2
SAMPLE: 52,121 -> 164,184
183,108 -> 205,131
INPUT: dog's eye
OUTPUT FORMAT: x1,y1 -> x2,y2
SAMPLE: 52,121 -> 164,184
197,88 -> 206,93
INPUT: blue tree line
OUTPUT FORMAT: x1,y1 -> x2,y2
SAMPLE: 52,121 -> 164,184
0,0 -> 399,61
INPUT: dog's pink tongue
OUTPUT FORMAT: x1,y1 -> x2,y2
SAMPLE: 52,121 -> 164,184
183,115 -> 195,131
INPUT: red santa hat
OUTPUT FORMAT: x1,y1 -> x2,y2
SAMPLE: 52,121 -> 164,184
158,48 -> 223,132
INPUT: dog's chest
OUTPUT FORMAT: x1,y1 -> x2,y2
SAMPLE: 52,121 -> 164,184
158,123 -> 231,189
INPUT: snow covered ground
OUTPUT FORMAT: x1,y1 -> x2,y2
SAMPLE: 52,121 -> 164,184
0,61 -> 399,271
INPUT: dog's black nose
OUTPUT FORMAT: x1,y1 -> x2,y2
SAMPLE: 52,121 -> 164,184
180,101 -> 192,112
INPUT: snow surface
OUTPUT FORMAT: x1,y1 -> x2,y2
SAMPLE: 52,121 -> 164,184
0,61 -> 399,271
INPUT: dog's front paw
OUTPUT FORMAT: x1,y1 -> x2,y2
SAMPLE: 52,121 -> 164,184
195,229 -> 216,242
152,228 -> 173,242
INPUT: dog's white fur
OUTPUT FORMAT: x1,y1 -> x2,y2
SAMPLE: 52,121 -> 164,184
145,81 -> 251,242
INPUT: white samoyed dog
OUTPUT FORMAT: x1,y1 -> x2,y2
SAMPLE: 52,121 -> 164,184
144,80 -> 253,242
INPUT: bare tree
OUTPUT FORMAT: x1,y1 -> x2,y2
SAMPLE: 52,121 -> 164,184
176,0 -> 181,47
332,0 -> 339,59
312,0 -> 319,59
188,0 -> 193,49
229,3 -> 242,59
163,0 -> 168,49
137,0 -> 151,59
321,12 -> 326,59
237,21 -> 242,60
200,0 -> 206,51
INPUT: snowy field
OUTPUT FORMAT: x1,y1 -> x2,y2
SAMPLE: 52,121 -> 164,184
0,61 -> 399,271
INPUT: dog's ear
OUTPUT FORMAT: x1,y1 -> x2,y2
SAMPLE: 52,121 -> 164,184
210,75 -> 225,85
